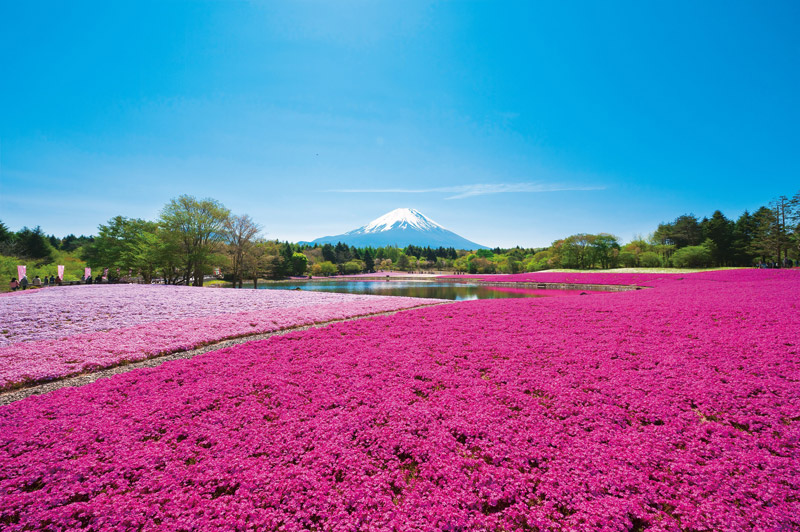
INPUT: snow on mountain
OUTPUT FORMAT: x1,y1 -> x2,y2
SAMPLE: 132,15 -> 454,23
301,208 -> 488,249
347,208 -> 444,235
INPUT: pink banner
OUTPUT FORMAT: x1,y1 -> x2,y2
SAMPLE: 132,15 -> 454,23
103,268 -> 108,280
57,265 -> 65,280
17,265 -> 26,280
85,268 -> 91,280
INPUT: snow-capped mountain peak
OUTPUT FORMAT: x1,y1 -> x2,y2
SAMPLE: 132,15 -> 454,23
349,208 -> 444,235
301,208 -> 487,249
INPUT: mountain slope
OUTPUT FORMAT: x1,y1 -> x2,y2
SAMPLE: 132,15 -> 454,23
301,208 -> 488,249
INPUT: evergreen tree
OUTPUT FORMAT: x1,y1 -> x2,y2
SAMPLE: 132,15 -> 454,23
13,226 -> 55,264
363,249 -> 374,272
731,211 -> 757,266
702,210 -> 734,266
0,220 -> 12,255
321,243 -> 336,263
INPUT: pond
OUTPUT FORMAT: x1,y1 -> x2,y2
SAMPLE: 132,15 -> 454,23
252,280 -> 600,301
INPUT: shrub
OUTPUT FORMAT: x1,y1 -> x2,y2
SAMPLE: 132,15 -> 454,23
639,251 -> 661,268
618,251 -> 637,268
671,245 -> 712,268
342,261 -> 364,275
311,261 -> 338,277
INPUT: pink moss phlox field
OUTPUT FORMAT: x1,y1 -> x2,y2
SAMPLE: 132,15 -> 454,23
482,286 -> 603,297
0,285 -> 442,390
0,284 -> 437,347
441,268 -> 796,288
1,269 -> 798,530
440,272 -> 680,287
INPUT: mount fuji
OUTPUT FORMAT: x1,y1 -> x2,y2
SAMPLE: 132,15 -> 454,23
301,208 -> 488,250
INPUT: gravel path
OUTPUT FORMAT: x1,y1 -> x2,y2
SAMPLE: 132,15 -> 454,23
0,303 -> 449,406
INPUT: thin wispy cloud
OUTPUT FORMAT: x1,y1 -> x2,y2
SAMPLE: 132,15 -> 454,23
330,183 -> 606,200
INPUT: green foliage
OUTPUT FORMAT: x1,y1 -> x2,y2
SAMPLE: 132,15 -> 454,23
321,244 -> 336,263
550,233 -> 621,269
618,251 -> 637,268
0,220 -> 12,246
289,252 -> 309,276
160,195 -> 230,286
341,261 -> 364,275
639,251 -> 661,268
671,244 -> 713,268
7,226 -> 56,265
395,254 -> 410,271
363,249 -> 375,272
311,261 -> 338,277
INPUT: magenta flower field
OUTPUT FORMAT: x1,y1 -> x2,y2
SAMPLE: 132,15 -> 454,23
1,270 -> 798,530
0,285 -> 441,390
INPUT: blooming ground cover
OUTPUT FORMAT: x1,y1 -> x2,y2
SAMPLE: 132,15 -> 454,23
439,271 -> 682,287
0,285 -> 442,390
0,284 -> 439,346
1,270 -> 799,530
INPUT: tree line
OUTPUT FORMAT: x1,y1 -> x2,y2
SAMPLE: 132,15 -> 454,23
524,192 -> 799,271
2,190 -> 798,287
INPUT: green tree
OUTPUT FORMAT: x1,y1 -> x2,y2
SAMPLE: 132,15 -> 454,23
731,210 -> 757,266
702,210 -> 734,266
289,252 -> 309,276
751,206 -> 779,263
311,261 -> 338,277
342,260 -> 363,274
12,226 -> 55,264
159,196 -> 230,286
321,244 -> 336,263
0,220 -> 13,255
60,234 -> 92,252
83,216 -> 156,273
638,251 -> 661,268
363,249 -> 375,272
396,254 -> 410,271
589,234 -> 620,269
127,227 -> 174,283
654,215 -> 702,248
671,244 -> 713,268
555,234 -> 596,269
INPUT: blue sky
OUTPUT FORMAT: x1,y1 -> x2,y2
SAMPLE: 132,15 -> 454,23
1,1 -> 798,248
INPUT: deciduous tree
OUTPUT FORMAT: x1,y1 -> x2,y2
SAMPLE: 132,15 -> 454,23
159,196 -> 230,286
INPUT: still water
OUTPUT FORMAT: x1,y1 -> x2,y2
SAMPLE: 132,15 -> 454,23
254,280 -> 593,301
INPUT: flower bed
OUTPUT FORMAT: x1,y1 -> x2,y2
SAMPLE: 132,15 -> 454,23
0,285 -> 442,390
439,271 -> 681,286
0,284 -> 440,347
439,268 -> 790,287
1,269 -> 798,529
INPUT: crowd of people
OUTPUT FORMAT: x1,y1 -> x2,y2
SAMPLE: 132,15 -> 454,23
756,258 -> 798,269
8,272 -> 123,291
8,275 -> 63,291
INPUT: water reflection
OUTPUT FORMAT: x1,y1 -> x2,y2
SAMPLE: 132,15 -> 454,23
249,280 -> 598,301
